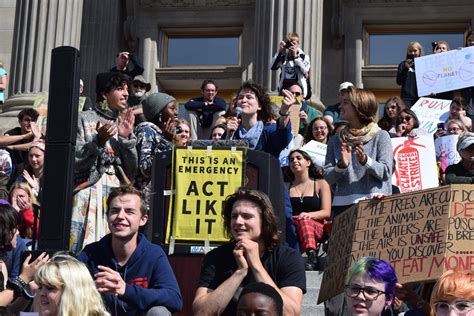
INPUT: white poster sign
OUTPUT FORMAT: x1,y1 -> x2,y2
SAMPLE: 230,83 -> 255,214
279,135 -> 304,167
415,46 -> 474,97
411,97 -> 450,134
391,134 -> 439,193
434,134 -> 461,172
300,140 -> 327,168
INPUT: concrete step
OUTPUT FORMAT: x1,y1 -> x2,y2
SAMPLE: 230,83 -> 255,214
301,304 -> 325,316
302,270 -> 325,316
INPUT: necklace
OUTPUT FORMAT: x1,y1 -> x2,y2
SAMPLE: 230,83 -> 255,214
293,181 -> 311,203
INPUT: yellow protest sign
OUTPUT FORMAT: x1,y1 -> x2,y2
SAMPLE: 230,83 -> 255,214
166,148 -> 245,244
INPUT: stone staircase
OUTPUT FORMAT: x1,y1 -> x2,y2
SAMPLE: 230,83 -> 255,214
302,270 -> 325,316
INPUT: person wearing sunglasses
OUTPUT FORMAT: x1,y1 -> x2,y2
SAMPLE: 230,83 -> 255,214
345,257 -> 398,316
378,96 -> 406,137
395,108 -> 427,137
430,269 -> 474,316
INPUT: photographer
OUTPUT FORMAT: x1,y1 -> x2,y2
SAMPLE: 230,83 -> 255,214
396,41 -> 423,108
271,32 -> 311,100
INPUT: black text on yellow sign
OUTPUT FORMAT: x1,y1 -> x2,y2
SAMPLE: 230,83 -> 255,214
167,148 -> 244,243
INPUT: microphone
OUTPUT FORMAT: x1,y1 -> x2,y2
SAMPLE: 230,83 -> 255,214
227,106 -> 243,140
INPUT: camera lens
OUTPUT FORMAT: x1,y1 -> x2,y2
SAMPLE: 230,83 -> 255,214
176,126 -> 183,134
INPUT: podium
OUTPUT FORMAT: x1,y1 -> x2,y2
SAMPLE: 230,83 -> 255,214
147,143 -> 287,315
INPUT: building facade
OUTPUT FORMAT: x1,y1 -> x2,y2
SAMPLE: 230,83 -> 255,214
1,0 -> 473,128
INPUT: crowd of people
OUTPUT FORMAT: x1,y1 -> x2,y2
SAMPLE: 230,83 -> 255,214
0,30 -> 473,315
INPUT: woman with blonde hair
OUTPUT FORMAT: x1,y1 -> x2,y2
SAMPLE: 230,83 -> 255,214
397,41 -> 424,108
174,119 -> 191,146
34,254 -> 110,316
9,182 -> 39,239
430,269 -> 474,316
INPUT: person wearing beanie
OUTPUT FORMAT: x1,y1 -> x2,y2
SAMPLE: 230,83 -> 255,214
70,72 -> 138,254
134,92 -> 179,206
445,132 -> 474,184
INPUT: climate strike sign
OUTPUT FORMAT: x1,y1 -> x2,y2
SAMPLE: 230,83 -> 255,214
166,148 -> 244,244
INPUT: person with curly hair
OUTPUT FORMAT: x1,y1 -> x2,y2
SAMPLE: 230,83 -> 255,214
193,189 -> 306,316
287,149 -> 331,270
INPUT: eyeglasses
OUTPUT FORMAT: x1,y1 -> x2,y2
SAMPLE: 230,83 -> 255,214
448,127 -> 460,133
398,115 -> 412,122
313,126 -> 328,131
432,301 -> 474,315
345,285 -> 386,301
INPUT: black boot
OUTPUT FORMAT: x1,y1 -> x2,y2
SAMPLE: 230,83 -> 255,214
305,250 -> 317,271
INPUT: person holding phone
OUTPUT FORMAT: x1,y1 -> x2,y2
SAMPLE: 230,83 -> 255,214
134,92 -> 178,206
397,42 -> 423,108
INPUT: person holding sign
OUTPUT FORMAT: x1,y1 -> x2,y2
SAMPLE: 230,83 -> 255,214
324,86 -> 393,218
287,149 -> 331,270
193,189 -> 306,316
397,42 -> 424,108
430,269 -> 474,316
445,132 -> 474,184
345,257 -> 398,316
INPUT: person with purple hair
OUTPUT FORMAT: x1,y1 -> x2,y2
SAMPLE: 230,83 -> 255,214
345,256 -> 398,316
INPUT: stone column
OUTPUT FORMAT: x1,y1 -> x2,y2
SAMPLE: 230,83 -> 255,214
253,0 -> 324,107
3,0 -> 84,113
78,0 -> 122,103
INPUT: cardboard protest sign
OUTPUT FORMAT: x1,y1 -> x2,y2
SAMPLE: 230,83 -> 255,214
411,97 -> 450,134
301,140 -> 327,168
318,184 -> 474,303
415,46 -> 474,96
166,148 -> 244,244
269,95 -> 302,136
33,95 -> 86,134
435,135 -> 461,172
392,135 -> 439,193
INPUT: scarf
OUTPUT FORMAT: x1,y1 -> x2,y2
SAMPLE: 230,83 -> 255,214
338,122 -> 381,146
238,121 -> 264,149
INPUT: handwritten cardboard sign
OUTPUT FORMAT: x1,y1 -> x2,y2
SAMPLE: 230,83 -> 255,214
318,184 -> 474,303
435,135 -> 461,172
411,97 -> 450,134
415,46 -> 474,96
392,135 -> 439,193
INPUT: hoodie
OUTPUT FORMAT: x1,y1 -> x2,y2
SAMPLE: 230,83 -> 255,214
78,233 -> 182,315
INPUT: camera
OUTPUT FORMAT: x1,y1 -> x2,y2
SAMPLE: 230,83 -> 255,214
407,53 -> 416,60
175,125 -> 183,134
437,122 -> 445,130
284,40 -> 293,49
